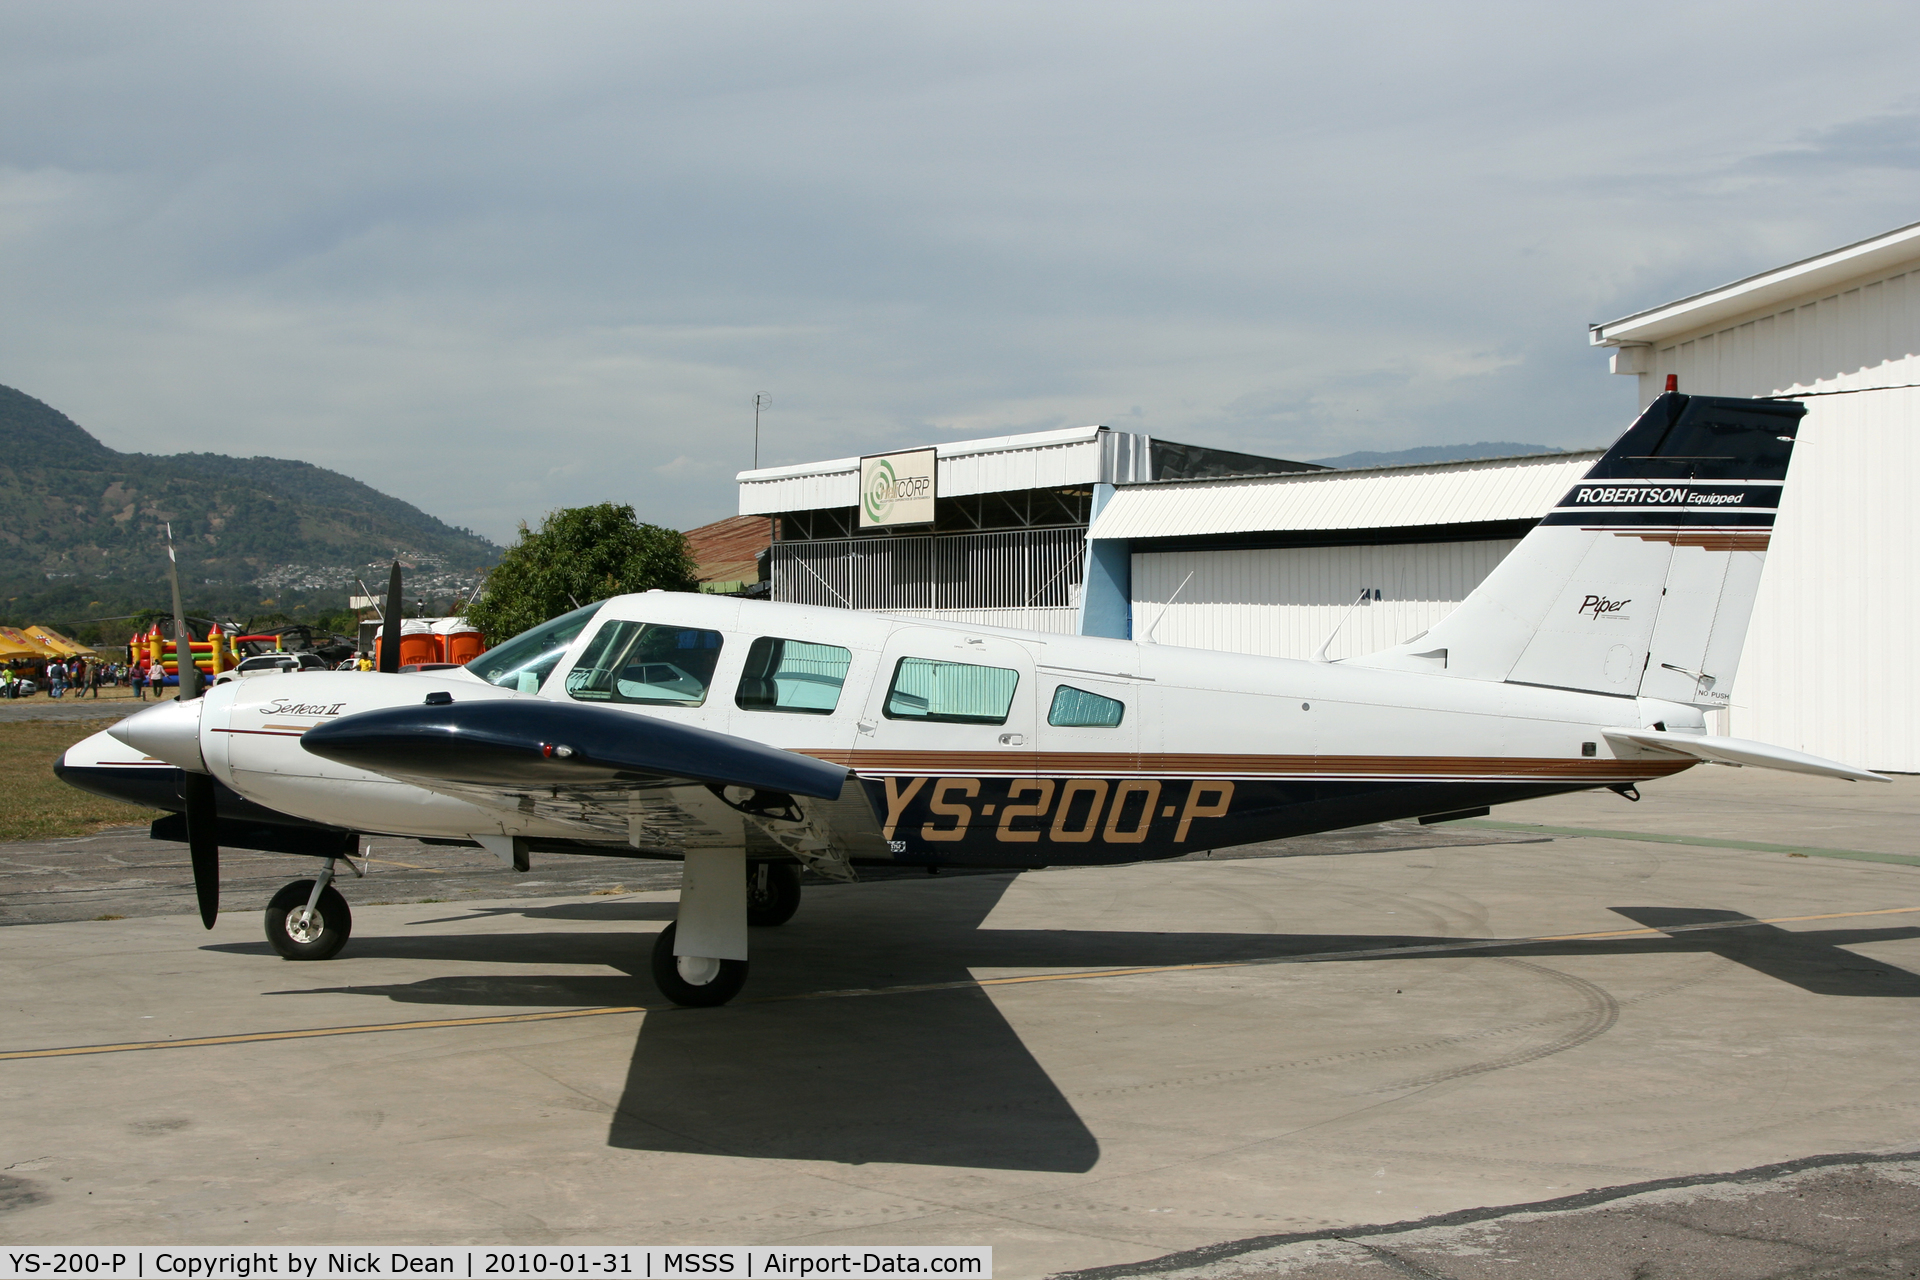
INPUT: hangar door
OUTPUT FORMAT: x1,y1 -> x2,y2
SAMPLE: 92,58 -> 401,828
1132,539 -> 1520,662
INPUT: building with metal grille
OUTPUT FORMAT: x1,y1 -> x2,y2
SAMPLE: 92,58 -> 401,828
737,426 -> 1315,633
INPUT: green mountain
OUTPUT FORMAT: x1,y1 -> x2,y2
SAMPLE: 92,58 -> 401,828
0,385 -> 500,632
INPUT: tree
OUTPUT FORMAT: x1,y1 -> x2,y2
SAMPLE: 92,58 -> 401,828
464,503 -> 698,644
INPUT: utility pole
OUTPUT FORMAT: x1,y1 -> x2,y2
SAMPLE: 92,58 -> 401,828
753,393 -> 770,469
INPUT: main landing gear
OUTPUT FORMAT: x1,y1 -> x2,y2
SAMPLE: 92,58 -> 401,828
649,856 -> 804,1008
746,860 -> 802,927
264,854 -> 360,961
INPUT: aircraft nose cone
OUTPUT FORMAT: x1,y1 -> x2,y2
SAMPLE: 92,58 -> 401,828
109,697 -> 208,773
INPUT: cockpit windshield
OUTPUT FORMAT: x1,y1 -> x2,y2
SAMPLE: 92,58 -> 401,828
465,602 -> 605,693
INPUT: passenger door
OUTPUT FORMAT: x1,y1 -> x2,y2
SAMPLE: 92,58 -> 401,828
857,627 -> 1039,854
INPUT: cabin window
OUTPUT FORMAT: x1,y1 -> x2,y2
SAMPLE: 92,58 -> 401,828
1048,685 -> 1125,727
565,621 -> 724,707
467,601 -> 604,693
736,637 -> 852,715
884,657 -> 1019,725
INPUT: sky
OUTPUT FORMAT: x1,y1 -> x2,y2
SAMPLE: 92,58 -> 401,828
3,3 -> 1918,545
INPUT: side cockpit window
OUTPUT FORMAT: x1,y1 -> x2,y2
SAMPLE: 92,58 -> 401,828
566,621 -> 723,707
736,637 -> 852,715
885,657 -> 1019,725
1048,685 -> 1124,727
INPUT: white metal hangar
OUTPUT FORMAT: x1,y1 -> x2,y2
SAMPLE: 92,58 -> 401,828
736,426 -> 1317,633
1080,450 -> 1596,661
1591,219 -> 1920,772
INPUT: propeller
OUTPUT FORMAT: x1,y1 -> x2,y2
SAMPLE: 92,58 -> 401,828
164,523 -> 219,929
379,562 -> 403,673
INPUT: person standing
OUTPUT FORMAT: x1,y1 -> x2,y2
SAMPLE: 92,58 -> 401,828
131,663 -> 146,701
87,662 -> 101,698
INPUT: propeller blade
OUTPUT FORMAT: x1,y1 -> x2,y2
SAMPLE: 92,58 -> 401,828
183,768 -> 220,928
163,522 -> 217,926
379,562 -> 403,673
162,522 -> 203,701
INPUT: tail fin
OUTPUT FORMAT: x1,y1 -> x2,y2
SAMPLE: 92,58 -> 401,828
1350,392 -> 1806,706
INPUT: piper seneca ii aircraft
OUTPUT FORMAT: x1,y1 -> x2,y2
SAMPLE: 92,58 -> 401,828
57,392 -> 1882,1007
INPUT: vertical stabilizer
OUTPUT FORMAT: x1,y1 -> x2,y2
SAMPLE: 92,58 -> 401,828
1349,392 -> 1805,706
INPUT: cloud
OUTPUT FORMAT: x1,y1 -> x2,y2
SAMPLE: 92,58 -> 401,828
1742,102 -> 1920,175
2,2 -> 1919,540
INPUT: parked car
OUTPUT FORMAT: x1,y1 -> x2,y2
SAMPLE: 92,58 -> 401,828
211,652 -> 329,685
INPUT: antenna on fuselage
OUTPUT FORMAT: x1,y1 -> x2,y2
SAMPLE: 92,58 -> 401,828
1142,571 -> 1195,644
1313,588 -> 1380,663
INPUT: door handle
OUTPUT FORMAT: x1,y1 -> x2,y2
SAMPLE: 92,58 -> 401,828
998,733 -> 1025,746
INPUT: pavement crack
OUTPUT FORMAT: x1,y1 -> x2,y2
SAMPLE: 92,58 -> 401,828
1341,1241 -> 1456,1279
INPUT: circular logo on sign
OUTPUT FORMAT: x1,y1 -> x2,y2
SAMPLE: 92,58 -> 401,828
863,459 -> 897,524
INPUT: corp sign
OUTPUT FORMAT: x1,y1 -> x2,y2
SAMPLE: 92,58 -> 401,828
859,447 -> 937,527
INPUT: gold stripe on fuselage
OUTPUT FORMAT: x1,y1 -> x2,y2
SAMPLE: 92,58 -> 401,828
798,750 -> 1695,783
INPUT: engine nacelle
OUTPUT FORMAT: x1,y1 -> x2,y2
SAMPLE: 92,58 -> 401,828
114,672 -> 595,840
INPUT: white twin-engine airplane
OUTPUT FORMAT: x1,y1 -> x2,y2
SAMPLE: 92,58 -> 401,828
58,391 -> 1881,1007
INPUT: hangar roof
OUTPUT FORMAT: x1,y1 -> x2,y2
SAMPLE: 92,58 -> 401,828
1087,450 -> 1599,541
736,425 -> 1313,516
1590,219 -> 1920,348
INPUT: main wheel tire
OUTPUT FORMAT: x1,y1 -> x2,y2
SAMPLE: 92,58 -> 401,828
264,880 -> 353,961
650,922 -> 749,1007
745,861 -> 802,927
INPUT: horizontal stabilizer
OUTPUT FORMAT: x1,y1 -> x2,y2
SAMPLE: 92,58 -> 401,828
1602,728 -> 1885,783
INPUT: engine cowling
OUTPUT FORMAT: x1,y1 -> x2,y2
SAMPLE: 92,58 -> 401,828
116,672 -> 589,840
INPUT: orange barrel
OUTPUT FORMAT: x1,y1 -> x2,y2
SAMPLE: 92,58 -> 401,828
435,617 -> 484,666
398,619 -> 439,668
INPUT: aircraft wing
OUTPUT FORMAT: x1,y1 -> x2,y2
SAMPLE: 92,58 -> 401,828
1602,728 -> 1886,783
300,698 -> 857,862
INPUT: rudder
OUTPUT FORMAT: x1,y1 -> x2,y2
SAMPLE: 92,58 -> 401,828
1350,392 -> 1805,707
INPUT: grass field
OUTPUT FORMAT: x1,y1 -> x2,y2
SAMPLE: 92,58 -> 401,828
0,719 -> 161,840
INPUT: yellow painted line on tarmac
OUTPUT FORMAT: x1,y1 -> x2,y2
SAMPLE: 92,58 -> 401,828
5,904 -> 1918,1062
0,1005 -> 653,1061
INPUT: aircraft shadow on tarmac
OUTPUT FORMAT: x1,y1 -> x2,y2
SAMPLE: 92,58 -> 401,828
229,876 -> 1920,1173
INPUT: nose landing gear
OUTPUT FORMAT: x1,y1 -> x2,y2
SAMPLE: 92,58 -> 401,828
264,854 -> 360,961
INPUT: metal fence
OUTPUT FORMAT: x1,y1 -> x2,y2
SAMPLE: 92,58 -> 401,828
771,527 -> 1086,614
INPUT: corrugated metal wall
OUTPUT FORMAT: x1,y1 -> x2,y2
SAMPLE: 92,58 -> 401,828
1090,454 -> 1595,541
1636,263 -> 1920,771
739,427 -> 1134,515
772,528 -> 1085,615
1132,540 -> 1519,662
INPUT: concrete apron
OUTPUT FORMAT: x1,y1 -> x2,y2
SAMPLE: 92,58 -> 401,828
0,769 -> 1916,1279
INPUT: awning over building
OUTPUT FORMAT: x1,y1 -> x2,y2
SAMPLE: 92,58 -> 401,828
1590,219 -> 1920,349
737,424 -> 1315,517
1087,450 -> 1599,544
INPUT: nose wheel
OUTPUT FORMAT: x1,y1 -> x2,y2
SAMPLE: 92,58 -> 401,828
263,854 -> 358,960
